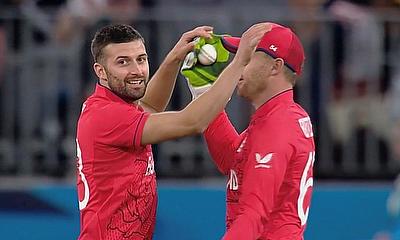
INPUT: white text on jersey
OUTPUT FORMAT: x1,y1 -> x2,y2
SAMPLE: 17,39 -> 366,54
145,154 -> 155,176
227,169 -> 238,191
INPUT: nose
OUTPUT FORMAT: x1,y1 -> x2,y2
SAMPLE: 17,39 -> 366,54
129,61 -> 144,76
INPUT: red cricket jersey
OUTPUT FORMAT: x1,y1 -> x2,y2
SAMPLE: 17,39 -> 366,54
76,84 -> 157,240
204,90 -> 315,240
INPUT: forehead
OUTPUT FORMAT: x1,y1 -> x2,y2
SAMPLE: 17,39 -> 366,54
250,51 -> 273,66
103,40 -> 146,59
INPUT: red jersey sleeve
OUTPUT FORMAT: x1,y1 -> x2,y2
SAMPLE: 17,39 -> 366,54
204,112 -> 239,175
94,103 -> 150,149
223,118 -> 293,240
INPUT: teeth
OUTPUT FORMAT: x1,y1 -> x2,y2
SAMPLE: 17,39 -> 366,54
127,80 -> 143,84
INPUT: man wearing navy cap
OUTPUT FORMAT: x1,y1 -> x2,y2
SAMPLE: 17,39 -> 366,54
184,23 -> 316,239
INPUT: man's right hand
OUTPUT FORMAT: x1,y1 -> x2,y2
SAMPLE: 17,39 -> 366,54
169,26 -> 214,63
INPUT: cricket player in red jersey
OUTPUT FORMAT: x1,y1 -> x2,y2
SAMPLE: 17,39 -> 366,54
187,23 -> 315,239
76,23 -> 270,240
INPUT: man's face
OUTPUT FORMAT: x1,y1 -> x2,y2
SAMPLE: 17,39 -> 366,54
99,40 -> 149,102
237,52 -> 271,101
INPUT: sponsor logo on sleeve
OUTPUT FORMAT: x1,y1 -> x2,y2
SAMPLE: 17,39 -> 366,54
298,117 -> 313,138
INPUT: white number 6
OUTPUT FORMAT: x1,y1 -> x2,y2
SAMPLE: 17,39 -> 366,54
297,151 -> 315,226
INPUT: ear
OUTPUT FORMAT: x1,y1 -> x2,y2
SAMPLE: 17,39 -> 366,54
271,58 -> 284,76
93,63 -> 107,81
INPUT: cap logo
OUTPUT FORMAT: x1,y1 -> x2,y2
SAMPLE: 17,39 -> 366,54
269,45 -> 278,52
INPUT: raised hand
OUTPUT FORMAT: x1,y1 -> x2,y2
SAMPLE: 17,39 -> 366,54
234,22 -> 272,67
170,26 -> 214,62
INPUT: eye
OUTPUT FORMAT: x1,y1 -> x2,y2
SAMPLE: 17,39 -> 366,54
117,59 -> 129,65
137,56 -> 148,64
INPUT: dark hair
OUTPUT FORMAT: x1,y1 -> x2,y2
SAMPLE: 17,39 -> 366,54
91,24 -> 145,63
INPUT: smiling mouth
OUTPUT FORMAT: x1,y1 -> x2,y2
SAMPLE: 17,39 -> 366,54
126,80 -> 144,85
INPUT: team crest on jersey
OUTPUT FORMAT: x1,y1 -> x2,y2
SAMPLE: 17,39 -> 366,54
145,153 -> 155,176
298,117 -> 313,138
227,169 -> 238,191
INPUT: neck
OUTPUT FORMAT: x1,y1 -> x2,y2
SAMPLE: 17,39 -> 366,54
98,79 -> 110,89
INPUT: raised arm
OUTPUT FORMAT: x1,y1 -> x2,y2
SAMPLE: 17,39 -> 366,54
204,112 -> 240,175
140,26 -> 213,113
141,23 -> 271,145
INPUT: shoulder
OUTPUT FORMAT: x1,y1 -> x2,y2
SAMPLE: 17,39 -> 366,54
99,101 -> 136,114
255,103 -> 312,139
272,102 -> 310,124
86,99 -> 144,125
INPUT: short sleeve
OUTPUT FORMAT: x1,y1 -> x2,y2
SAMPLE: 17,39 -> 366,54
94,103 -> 150,149
133,112 -> 150,148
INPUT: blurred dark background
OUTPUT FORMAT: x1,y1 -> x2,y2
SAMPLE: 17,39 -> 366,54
1,0 -> 400,180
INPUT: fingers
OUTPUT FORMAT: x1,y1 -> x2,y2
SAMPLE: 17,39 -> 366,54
233,22 -> 273,66
183,26 -> 214,41
172,26 -> 214,62
182,41 -> 196,54
242,22 -> 271,47
239,22 -> 272,54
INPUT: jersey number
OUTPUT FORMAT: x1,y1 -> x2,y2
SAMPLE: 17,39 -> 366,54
76,139 -> 90,210
297,151 -> 315,226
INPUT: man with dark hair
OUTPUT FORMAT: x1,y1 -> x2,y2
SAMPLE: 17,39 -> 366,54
184,22 -> 316,239
91,24 -> 144,63
76,23 -> 269,239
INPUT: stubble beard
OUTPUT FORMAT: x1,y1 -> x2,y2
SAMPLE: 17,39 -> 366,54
106,71 -> 148,103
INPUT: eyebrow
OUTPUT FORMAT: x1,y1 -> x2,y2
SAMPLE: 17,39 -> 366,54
115,53 -> 147,60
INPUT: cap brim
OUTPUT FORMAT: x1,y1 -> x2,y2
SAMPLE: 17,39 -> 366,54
222,36 -> 240,53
